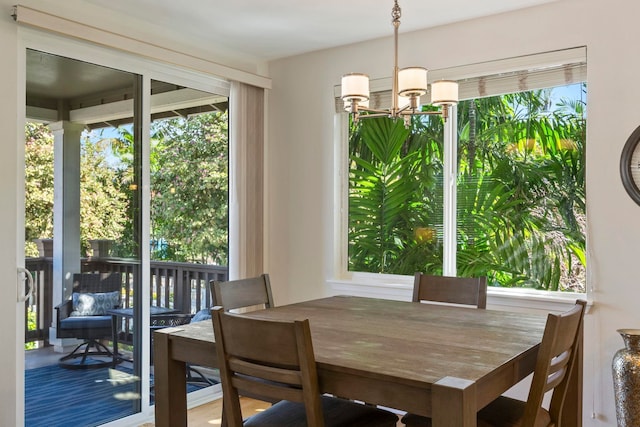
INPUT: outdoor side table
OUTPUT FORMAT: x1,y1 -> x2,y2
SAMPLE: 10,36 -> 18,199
107,306 -> 181,366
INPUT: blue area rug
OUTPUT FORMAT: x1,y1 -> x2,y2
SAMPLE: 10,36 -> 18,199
25,364 -> 212,427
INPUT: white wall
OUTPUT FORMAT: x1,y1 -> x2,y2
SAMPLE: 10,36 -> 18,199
266,0 -> 640,424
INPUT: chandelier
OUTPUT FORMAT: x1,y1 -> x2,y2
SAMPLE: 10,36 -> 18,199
341,0 -> 458,126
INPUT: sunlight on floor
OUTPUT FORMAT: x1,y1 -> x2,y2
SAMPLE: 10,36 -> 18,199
138,397 -> 270,427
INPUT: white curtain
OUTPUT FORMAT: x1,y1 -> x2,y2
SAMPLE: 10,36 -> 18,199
229,81 -> 265,279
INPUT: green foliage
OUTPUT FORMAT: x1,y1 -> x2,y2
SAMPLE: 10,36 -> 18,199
348,84 -> 586,291
25,110 -> 229,265
349,116 -> 445,274
25,308 -> 37,350
24,124 -> 128,257
80,136 -> 129,255
150,112 -> 229,264
24,123 -> 54,257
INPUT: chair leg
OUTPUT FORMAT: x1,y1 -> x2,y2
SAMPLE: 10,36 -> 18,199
59,339 -> 116,369
186,365 -> 218,386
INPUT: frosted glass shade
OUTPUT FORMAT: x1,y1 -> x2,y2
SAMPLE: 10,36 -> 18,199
398,67 -> 428,96
431,80 -> 459,106
341,73 -> 370,101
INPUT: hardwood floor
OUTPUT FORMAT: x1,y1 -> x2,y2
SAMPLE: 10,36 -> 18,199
140,397 -> 270,426
141,397 -> 403,426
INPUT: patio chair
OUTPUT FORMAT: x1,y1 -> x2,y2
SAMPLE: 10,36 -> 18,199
412,273 -> 487,308
401,299 -> 587,427
212,306 -> 399,427
55,272 -> 122,369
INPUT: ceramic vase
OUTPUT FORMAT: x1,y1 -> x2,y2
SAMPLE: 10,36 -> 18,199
612,329 -> 640,427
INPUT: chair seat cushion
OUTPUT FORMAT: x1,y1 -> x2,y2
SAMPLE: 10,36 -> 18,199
401,396 -> 552,427
477,396 -> 551,427
59,315 -> 112,330
244,396 -> 398,427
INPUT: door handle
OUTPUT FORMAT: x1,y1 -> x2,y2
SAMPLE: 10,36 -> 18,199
17,267 -> 34,303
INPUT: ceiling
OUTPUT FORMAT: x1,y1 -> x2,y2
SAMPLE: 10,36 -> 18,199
44,0 -> 556,64
26,0 -> 556,126
26,50 -> 229,128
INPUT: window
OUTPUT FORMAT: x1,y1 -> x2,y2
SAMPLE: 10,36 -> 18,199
342,48 -> 586,293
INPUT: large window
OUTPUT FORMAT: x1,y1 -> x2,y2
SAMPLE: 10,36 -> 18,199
346,49 -> 586,293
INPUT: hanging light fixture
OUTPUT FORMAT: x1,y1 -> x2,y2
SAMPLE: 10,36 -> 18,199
341,0 -> 458,126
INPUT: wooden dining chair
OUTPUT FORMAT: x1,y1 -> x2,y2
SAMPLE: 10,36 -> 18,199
211,306 -> 399,427
211,274 -> 274,312
412,273 -> 487,309
401,299 -> 587,427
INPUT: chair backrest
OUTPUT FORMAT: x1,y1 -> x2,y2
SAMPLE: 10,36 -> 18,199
210,274 -> 274,312
212,306 -> 325,427
412,273 -> 487,309
523,299 -> 587,427
72,272 -> 122,294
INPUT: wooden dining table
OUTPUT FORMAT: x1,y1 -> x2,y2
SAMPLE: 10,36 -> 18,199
153,295 -> 582,427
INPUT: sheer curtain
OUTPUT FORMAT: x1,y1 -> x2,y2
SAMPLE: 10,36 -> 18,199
229,81 -> 265,279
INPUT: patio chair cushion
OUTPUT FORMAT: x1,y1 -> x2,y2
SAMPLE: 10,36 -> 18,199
59,315 -> 112,330
72,291 -> 120,316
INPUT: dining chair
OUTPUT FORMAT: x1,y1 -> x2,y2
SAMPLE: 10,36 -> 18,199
211,274 -> 274,312
211,273 -> 281,410
401,299 -> 587,427
211,306 -> 399,427
412,273 -> 488,309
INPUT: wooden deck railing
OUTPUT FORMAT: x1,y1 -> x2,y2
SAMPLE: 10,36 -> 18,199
24,257 -> 228,346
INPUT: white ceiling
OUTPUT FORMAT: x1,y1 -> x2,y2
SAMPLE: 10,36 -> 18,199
47,0 -> 557,64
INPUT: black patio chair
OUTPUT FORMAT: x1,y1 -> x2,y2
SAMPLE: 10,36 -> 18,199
55,272 -> 122,369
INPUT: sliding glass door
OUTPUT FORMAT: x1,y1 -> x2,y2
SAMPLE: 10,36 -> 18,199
20,39 -> 231,425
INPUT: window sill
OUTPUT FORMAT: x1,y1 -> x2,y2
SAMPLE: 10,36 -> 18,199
326,274 -> 587,313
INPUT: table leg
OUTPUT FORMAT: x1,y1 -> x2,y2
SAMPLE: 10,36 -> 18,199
153,331 -> 188,427
432,377 -> 477,427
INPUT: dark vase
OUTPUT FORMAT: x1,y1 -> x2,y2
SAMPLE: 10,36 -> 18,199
612,329 -> 640,427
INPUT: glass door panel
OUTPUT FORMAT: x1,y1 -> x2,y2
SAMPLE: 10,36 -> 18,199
24,49 -> 143,425
148,79 -> 229,394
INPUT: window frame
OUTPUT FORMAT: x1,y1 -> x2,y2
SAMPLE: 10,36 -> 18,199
332,48 -> 588,307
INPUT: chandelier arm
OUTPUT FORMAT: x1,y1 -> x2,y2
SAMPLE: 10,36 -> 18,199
356,106 -> 392,115
398,108 -> 452,123
401,110 -> 444,116
359,112 -> 396,120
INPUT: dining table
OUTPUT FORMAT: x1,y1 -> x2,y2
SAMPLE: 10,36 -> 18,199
153,295 -> 582,427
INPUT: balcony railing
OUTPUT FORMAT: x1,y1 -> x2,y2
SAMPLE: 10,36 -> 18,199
24,257 -> 228,346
